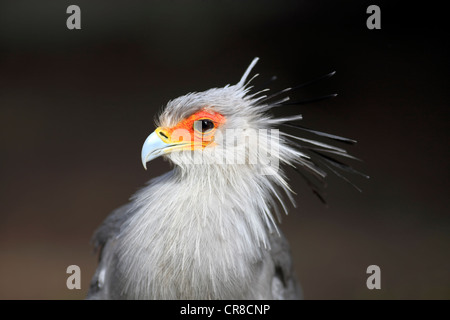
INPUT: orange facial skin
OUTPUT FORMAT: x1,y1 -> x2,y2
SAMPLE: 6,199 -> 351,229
156,109 -> 226,150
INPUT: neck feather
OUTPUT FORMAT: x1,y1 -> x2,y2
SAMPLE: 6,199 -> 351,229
115,163 -> 288,299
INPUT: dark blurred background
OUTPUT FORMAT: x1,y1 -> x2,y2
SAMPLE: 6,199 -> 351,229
0,1 -> 448,299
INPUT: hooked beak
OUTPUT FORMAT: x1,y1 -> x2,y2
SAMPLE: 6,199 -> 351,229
141,131 -> 170,170
141,125 -> 216,170
141,127 -> 196,170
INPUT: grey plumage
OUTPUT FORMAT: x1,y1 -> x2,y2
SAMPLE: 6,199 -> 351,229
88,200 -> 301,299
87,58 -> 360,299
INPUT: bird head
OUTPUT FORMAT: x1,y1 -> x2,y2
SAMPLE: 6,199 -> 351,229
141,58 -> 367,201
141,58 -> 283,174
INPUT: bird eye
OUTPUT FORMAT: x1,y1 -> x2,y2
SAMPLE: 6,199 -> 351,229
193,119 -> 215,134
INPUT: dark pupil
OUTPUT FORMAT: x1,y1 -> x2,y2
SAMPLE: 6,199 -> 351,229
197,119 -> 214,133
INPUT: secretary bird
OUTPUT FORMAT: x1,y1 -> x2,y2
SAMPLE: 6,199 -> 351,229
87,58 -> 366,299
